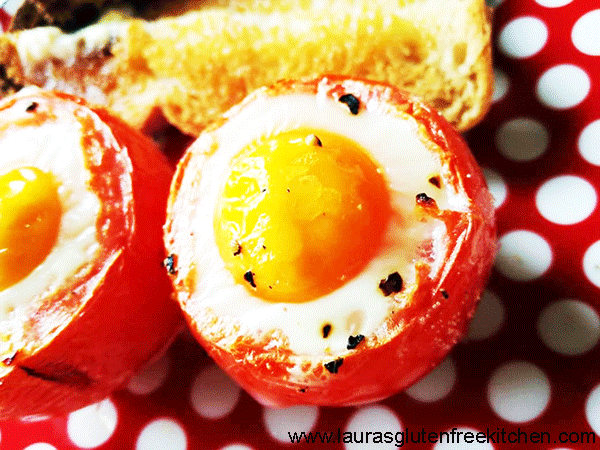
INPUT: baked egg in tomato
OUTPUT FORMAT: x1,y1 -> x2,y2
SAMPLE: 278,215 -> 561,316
0,88 -> 183,419
164,76 -> 496,407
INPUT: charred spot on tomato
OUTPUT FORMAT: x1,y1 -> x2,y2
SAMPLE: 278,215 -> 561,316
26,102 -> 38,113
338,94 -> 360,115
379,272 -> 403,296
416,192 -> 436,207
428,176 -> 441,188
441,289 -> 449,299
233,242 -> 242,256
347,334 -> 365,350
162,254 -> 177,275
324,358 -> 344,374
244,270 -> 257,288
322,324 -> 332,339
19,364 -> 93,389
298,387 -> 307,393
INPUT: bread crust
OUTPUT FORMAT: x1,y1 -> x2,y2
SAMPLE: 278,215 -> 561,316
0,0 -> 494,135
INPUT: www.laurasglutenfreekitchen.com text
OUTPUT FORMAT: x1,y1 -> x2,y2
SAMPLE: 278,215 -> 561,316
287,426 -> 596,446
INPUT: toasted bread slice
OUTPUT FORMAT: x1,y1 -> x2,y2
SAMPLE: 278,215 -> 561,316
0,0 -> 493,136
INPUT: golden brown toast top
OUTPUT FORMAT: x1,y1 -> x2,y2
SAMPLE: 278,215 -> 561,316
0,0 -> 494,136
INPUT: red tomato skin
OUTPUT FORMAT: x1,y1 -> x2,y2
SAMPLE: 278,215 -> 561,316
0,90 -> 184,419
168,76 -> 496,407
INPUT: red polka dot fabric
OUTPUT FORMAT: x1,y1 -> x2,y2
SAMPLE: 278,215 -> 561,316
1,0 -> 600,448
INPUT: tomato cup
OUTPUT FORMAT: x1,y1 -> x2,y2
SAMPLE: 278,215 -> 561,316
165,76 -> 497,407
0,89 -> 183,419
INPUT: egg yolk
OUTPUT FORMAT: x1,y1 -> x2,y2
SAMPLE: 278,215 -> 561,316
0,167 -> 62,291
215,128 -> 392,303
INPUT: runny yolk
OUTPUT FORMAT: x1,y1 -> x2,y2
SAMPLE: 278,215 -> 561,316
0,167 -> 62,291
214,128 -> 392,303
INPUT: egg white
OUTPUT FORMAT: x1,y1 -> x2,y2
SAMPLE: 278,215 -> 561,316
0,90 -> 101,351
174,82 -> 469,356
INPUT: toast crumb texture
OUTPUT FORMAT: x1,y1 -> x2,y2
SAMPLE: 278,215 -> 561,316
0,0 -> 493,135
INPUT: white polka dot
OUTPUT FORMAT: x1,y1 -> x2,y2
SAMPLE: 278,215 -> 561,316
467,290 -> 505,340
535,0 -> 573,6
537,299 -> 600,355
344,405 -> 402,450
433,427 -> 494,450
492,69 -> 509,102
23,444 -> 57,450
586,384 -> 600,435
498,17 -> 548,58
487,361 -> 551,423
482,167 -> 508,208
127,353 -> 170,395
190,364 -> 241,420
405,357 -> 456,402
583,240 -> 600,288
536,64 -> 591,109
136,418 -> 187,450
579,120 -> 600,166
67,399 -> 118,449
495,118 -> 549,162
495,230 -> 553,282
536,175 -> 597,225
220,446 -> 254,450
572,9 -> 600,56
263,405 -> 319,443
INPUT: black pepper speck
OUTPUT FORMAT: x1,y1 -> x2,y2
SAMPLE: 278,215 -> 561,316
306,134 -> 322,147
324,358 -> 343,374
26,102 -> 38,112
2,352 -> 17,366
322,324 -> 332,339
347,334 -> 365,350
416,192 -> 435,206
428,176 -> 441,188
339,93 -> 360,114
244,270 -> 257,288
162,254 -> 177,275
379,272 -> 403,296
